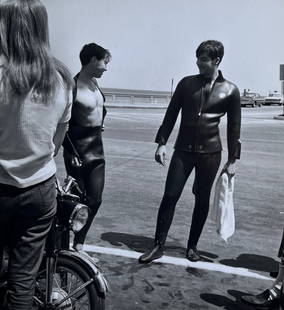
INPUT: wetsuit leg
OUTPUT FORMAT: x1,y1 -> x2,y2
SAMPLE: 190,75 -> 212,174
74,160 -> 105,245
155,150 -> 195,245
187,152 -> 221,249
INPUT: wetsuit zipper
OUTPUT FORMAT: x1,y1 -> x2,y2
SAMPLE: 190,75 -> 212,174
195,85 -> 205,152
195,78 -> 217,152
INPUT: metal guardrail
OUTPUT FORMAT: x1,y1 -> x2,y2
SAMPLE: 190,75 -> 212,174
101,87 -> 171,106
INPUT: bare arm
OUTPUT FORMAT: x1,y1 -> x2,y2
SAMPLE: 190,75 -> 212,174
53,122 -> 68,156
55,87 -> 73,156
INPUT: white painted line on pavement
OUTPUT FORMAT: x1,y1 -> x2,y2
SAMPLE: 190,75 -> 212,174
83,244 -> 272,281
107,115 -> 142,122
104,137 -> 153,145
107,155 -> 154,162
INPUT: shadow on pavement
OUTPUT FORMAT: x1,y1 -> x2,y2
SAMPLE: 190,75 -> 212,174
100,232 -> 219,261
101,232 -> 155,252
200,290 -> 257,309
220,253 -> 279,273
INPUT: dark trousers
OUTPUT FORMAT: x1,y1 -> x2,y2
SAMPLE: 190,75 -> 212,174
155,150 -> 221,249
0,176 -> 56,310
64,157 -> 105,245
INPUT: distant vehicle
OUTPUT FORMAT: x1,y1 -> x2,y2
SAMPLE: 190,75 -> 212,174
241,92 -> 264,107
263,93 -> 284,105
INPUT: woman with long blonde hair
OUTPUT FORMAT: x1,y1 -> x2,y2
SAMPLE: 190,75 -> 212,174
0,0 -> 73,308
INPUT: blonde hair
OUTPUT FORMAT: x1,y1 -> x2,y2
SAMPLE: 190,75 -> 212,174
0,0 -> 73,104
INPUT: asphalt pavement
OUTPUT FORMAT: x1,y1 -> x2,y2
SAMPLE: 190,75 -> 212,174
55,105 -> 284,309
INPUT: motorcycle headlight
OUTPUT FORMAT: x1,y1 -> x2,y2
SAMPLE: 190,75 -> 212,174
69,204 -> 89,233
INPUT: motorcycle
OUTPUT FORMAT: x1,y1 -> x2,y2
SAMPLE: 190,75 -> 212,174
0,175 -> 108,310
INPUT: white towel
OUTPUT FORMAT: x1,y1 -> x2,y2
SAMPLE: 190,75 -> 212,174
212,171 -> 235,242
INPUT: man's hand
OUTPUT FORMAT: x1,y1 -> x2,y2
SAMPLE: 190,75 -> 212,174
221,160 -> 236,175
155,145 -> 166,166
71,155 -> 82,167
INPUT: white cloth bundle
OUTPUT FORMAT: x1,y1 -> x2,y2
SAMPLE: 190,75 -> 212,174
212,171 -> 235,242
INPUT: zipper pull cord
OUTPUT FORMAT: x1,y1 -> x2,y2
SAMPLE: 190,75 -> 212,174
199,85 -> 205,116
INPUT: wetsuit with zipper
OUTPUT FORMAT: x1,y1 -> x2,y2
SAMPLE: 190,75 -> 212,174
154,70 -> 241,249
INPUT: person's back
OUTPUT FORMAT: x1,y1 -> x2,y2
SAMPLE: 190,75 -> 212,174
0,58 -> 72,187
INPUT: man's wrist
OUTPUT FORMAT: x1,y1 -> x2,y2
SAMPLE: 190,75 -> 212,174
228,158 -> 236,164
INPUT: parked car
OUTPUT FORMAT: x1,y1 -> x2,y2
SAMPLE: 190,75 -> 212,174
251,93 -> 265,106
263,93 -> 284,105
241,92 -> 264,107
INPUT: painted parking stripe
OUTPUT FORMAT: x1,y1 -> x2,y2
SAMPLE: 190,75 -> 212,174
83,244 -> 272,281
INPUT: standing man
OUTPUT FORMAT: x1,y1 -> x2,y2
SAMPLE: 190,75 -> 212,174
139,40 -> 241,263
63,43 -> 111,252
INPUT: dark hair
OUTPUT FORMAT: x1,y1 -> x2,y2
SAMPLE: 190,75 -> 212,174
79,43 -> 111,66
0,0 -> 73,104
196,40 -> 224,63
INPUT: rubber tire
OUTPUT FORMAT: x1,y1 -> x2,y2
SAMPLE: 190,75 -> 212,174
36,256 -> 105,310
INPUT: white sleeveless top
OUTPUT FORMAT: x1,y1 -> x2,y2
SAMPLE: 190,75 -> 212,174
0,59 -> 72,188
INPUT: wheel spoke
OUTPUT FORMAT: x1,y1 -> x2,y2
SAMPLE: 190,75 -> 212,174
54,281 -> 92,308
34,260 -> 97,310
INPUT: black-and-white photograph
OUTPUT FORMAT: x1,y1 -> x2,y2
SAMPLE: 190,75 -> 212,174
0,0 -> 284,309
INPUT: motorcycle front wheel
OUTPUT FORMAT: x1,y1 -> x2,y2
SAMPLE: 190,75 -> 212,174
34,256 -> 105,310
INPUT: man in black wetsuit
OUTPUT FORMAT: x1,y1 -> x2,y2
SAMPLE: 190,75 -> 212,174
139,40 -> 241,263
63,43 -> 111,252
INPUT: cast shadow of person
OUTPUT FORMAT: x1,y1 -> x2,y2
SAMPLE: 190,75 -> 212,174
200,289 -> 261,310
220,253 -> 279,274
101,231 -> 154,252
100,231 -> 218,260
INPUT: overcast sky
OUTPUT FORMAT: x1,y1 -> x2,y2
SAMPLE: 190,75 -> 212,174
42,0 -> 284,95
